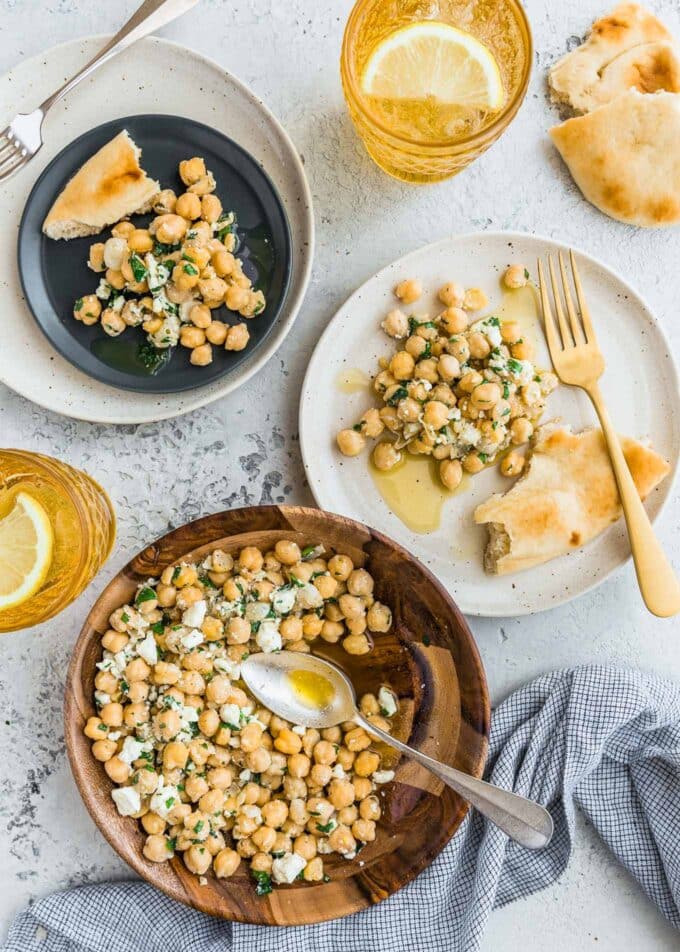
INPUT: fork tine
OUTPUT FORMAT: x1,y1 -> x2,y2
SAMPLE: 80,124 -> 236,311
569,250 -> 597,345
0,138 -> 15,162
537,258 -> 562,365
0,152 -> 27,182
547,255 -> 573,349
558,251 -> 585,345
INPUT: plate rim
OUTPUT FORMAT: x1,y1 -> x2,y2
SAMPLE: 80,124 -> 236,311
17,112 -> 294,394
0,34 -> 314,423
299,229 -> 680,618
63,503 -> 490,925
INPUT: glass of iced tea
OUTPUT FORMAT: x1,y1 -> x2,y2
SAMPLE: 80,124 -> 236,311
341,0 -> 532,183
0,450 -> 116,633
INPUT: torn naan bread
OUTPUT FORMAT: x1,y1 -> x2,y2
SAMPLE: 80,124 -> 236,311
550,89 -> 680,227
549,3 -> 680,113
474,425 -> 670,576
43,130 -> 160,240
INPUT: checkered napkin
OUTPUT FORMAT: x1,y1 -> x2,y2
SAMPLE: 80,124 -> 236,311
5,666 -> 680,952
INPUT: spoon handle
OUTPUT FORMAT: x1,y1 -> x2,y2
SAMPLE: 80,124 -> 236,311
354,713 -> 553,850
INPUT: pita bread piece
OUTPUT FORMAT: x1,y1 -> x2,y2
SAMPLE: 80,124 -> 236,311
550,89 -> 680,227
43,130 -> 160,240
474,425 -> 670,575
549,3 -> 678,113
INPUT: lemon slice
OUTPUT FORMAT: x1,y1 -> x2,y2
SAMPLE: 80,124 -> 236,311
0,492 -> 54,611
361,21 -> 504,110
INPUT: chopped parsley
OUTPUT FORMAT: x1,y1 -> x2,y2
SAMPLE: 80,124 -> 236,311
151,621 -> 165,635
251,869 -> 273,896
152,240 -> 180,256
121,612 -> 130,623
316,820 -> 336,833
507,358 -> 524,375
478,452 -> 489,464
166,837 -> 176,852
135,586 -> 156,605
74,297 -> 83,311
183,262 -> 199,276
129,253 -> 147,282
386,386 -> 409,406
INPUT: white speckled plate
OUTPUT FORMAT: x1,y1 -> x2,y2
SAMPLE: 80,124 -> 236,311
299,232 -> 680,617
0,36 -> 313,423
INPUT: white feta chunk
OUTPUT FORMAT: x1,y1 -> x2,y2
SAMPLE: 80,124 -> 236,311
112,786 -> 140,817
136,632 -> 158,666
219,703 -> 242,729
150,782 -> 181,819
182,600 -> 207,629
256,620 -> 282,653
295,582 -> 323,610
271,586 -> 296,615
372,769 -> 395,784
272,852 -> 306,884
179,628 -> 204,651
378,686 -> 398,717
214,656 -> 241,680
118,736 -> 144,765
245,601 -> 271,623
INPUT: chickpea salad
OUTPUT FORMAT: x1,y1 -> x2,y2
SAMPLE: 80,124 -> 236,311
336,265 -> 558,488
87,540 -> 399,892
73,156 -> 265,371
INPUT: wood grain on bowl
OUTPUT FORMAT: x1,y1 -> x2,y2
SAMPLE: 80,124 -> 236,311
65,505 -> 489,925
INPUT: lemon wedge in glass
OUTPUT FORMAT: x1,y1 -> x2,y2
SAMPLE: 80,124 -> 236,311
361,21 -> 504,110
0,492 -> 54,611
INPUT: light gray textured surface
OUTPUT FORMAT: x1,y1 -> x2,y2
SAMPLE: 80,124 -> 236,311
1,0 -> 679,948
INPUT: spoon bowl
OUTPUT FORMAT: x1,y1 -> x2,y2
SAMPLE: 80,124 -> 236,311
243,650 -> 554,851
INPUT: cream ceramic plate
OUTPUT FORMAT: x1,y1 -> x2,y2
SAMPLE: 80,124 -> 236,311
0,36 -> 313,423
300,232 -> 680,616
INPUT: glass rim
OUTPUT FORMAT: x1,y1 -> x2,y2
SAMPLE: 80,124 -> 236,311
341,0 -> 534,152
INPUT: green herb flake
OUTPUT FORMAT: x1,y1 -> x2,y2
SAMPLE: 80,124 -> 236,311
251,870 -> 273,896
478,452 -> 489,464
183,262 -> 199,275
130,253 -> 148,283
166,837 -> 177,852
316,820 -> 336,833
151,621 -> 165,635
121,612 -> 130,623
74,297 -> 84,311
386,386 -> 409,407
135,586 -> 156,605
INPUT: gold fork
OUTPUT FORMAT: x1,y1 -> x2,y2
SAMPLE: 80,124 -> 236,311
537,250 -> 680,618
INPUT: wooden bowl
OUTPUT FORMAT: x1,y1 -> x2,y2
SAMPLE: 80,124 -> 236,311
65,505 -> 489,925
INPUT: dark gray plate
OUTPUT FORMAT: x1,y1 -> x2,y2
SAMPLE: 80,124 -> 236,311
18,115 -> 292,393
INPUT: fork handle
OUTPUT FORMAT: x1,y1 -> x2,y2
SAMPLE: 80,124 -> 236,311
587,384 -> 680,617
39,0 -> 200,114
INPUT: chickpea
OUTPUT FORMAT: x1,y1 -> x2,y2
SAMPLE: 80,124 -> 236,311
381,308 -> 409,338
471,382 -> 501,410
162,741 -> 189,771
438,306 -> 468,336
439,458 -> 463,491
343,633 -> 371,655
329,779 -> 355,809
201,194 -> 223,223
500,450 -> 525,477
447,336 -> 470,364
394,279 -> 422,304
463,287 -> 488,311
504,264 -> 529,289
143,834 -> 172,863
100,702 -> 123,727
240,722 -> 264,753
184,844 -> 212,876
141,813 -> 166,836
294,833 -> 318,860
437,281 -> 464,307
510,417 -> 533,445
422,400 -> 450,429
328,555 -> 353,581
354,750 -> 381,778
336,428 -> 366,458
179,157 -> 207,186
390,350 -> 416,381
73,295 -> 102,324
189,173 -> 216,196
511,339 -> 534,361
101,309 -> 126,337
104,756 -> 130,784
463,453 -> 486,474
95,669 -> 118,694
328,825 -> 356,855
101,630 -> 128,652
225,323 -> 250,351
127,229 -> 153,254
352,818 -> 376,842
404,335 -> 428,359
179,325 -> 205,349
154,214 -> 188,245
154,189 -> 177,214
437,354 -> 461,383
152,709 -> 181,740
211,848 -> 239,878
274,729 -> 303,755
190,343 -> 213,367
106,268 -> 126,291
303,856 -> 324,882
176,192 -> 202,220
91,738 -> 117,762
468,332 -> 491,360
88,243 -> 106,272
366,601 -> 392,632
127,682 -> 149,704
212,250 -> 235,277
224,284 -> 248,311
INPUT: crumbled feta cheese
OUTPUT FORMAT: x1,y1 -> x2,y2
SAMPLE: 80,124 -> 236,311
372,770 -> 395,784
136,632 -> 158,666
295,583 -> 323,610
245,601 -> 271,623
149,779 -> 181,819
458,422 -> 481,448
256,620 -> 282,653
149,307 -> 180,347
241,804 -> 262,822
331,763 -> 347,780
292,725 -> 306,736
111,294 -> 125,313
239,769 -> 252,782
471,317 -> 502,347
271,586 -> 296,615
112,786 -> 140,817
182,600 -> 207,629
378,686 -> 397,717
118,736 -> 145,765
219,703 -> 241,728
272,852 -> 306,884
508,358 -> 534,385
94,691 -> 110,706
317,838 -> 332,854
107,731 -> 121,742
214,656 -> 241,680
95,278 -> 112,300
179,628 -> 204,651
145,254 -> 170,291
181,705 -> 199,724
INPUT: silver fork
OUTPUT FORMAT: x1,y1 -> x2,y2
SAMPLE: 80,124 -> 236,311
0,0 -> 199,184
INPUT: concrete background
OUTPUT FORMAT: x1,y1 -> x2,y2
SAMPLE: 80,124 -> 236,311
1,0 -> 679,948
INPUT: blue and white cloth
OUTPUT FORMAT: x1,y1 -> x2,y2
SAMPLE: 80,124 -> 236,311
5,666 -> 680,952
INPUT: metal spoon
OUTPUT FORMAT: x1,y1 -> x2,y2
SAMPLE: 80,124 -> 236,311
241,650 -> 553,850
